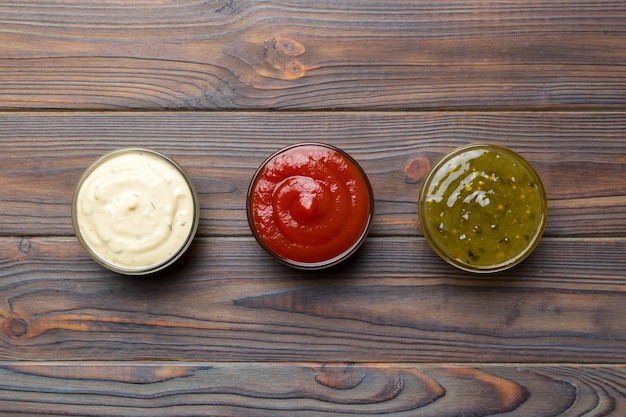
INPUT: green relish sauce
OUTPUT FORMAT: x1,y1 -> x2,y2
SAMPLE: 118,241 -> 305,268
419,144 -> 547,272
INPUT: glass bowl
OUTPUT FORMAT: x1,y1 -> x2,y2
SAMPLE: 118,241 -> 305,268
418,143 -> 547,273
247,143 -> 374,269
72,148 -> 199,275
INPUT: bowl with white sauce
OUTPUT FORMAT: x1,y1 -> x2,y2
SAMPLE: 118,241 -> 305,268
72,148 -> 199,275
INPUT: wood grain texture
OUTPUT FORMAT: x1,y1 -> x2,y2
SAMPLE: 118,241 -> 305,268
0,362 -> 623,416
1,236 -> 624,363
1,111 -> 624,237
3,1 -> 626,414
1,1 -> 626,110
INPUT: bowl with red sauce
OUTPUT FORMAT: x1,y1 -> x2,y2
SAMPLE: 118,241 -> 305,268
247,143 -> 374,269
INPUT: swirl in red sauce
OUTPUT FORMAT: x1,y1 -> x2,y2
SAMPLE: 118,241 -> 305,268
249,144 -> 372,266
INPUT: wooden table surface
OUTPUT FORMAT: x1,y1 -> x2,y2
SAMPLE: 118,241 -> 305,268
1,1 -> 625,415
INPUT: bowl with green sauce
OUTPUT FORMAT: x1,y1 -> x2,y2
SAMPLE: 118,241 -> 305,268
418,143 -> 547,273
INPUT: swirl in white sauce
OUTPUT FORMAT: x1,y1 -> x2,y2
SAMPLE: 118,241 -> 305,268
74,150 -> 195,271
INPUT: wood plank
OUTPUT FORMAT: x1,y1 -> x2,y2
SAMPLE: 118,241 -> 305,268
0,362 -> 623,416
1,111 -> 624,237
1,1 -> 625,110
1,236 -> 624,363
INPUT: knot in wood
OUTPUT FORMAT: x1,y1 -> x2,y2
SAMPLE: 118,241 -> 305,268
404,156 -> 430,183
263,34 -> 308,80
19,237 -> 32,254
4,317 -> 29,340
270,34 -> 305,57
315,364 -> 366,390
285,60 -> 306,79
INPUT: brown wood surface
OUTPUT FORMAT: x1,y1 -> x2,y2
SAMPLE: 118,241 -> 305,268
0,363 -> 623,416
1,112 -> 624,237
1,0 -> 625,415
1,235 -> 625,363
1,1 -> 625,110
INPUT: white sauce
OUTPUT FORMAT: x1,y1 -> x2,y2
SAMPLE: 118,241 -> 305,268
74,149 -> 196,271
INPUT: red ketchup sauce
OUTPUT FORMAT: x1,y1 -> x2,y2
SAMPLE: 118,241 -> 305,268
247,143 -> 373,269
